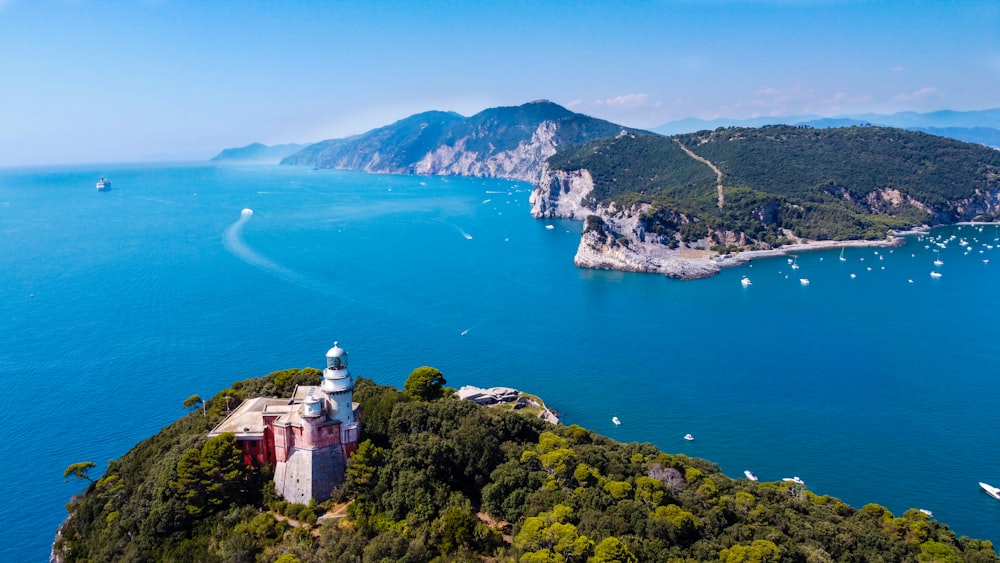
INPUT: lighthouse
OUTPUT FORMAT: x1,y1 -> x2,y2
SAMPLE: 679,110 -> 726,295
208,340 -> 362,503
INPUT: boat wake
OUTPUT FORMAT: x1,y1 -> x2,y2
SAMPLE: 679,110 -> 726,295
223,208 -> 337,295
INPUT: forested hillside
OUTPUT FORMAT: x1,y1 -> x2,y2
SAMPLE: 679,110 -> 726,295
547,126 -> 1000,248
54,367 -> 999,562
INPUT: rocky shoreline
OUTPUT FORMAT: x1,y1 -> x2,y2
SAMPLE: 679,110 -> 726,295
572,228 -> 912,280
530,162 -> 937,280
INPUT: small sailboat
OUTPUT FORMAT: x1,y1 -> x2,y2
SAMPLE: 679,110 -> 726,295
612,416 -> 621,427
934,250 -> 943,267
839,248 -> 847,262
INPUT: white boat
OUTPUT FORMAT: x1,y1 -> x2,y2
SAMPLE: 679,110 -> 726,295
744,470 -> 758,481
683,433 -> 694,441
612,416 -> 621,426
930,271 -> 942,278
545,225 -> 555,230
918,508 -> 934,518
782,476 -> 805,485
740,277 -> 752,287
839,248 -> 847,262
980,481 -> 1000,501
799,278 -> 810,286
96,177 -> 111,191
934,249 -> 943,266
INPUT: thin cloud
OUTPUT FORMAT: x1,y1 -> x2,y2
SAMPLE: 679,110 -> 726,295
827,92 -> 872,105
599,94 -> 650,109
565,99 -> 584,109
893,87 -> 940,102
890,66 -> 906,73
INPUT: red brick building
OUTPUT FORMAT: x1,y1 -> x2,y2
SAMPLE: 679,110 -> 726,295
209,342 -> 360,503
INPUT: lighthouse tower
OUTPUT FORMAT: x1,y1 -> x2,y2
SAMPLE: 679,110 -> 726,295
322,341 -> 360,456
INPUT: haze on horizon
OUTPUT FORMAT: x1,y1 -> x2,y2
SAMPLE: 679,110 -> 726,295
1,0 -> 997,167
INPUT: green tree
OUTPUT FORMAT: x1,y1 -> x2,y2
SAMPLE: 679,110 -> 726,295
590,536 -> 638,563
170,433 -> 249,516
64,461 -> 97,484
515,505 -> 594,562
182,394 -> 203,414
404,366 -> 447,401
719,539 -> 781,563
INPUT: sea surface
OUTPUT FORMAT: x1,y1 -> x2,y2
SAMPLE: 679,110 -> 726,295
2,163 -> 1000,560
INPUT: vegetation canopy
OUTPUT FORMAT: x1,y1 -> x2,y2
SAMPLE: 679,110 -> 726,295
549,126 -> 1000,248
55,367 -> 999,562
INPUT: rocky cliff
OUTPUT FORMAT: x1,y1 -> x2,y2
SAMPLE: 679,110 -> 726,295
281,100 -> 642,184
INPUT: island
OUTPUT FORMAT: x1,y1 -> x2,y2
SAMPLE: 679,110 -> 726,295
54,343 -> 999,562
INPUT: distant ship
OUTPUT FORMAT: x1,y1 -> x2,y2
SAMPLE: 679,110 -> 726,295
96,177 -> 111,191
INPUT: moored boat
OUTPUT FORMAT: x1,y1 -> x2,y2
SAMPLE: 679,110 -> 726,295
744,470 -> 758,481
96,177 -> 111,191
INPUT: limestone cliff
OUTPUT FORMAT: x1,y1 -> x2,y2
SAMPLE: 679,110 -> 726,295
281,100 -> 641,184
529,165 -> 595,220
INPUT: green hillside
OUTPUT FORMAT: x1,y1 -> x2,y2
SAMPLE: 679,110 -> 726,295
54,369 -> 999,562
550,126 -> 1000,247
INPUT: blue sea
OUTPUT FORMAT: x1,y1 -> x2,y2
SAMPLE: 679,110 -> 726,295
3,163 -> 1000,560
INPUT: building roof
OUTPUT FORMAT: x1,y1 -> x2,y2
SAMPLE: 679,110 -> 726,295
208,397 -> 293,438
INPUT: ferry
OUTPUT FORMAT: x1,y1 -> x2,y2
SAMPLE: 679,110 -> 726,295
96,177 -> 111,191
980,482 -> 1000,501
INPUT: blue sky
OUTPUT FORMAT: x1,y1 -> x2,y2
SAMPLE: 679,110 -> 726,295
1,0 -> 997,166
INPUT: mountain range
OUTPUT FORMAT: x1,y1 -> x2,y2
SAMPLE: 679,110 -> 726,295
210,142 -> 306,164
278,100 -> 644,183
653,108 -> 1000,148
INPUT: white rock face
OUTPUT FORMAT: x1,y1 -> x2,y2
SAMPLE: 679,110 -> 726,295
574,229 -> 721,280
414,121 -> 561,183
530,165 -> 595,220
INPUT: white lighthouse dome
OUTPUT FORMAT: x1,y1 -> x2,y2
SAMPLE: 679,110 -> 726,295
325,341 -> 348,371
